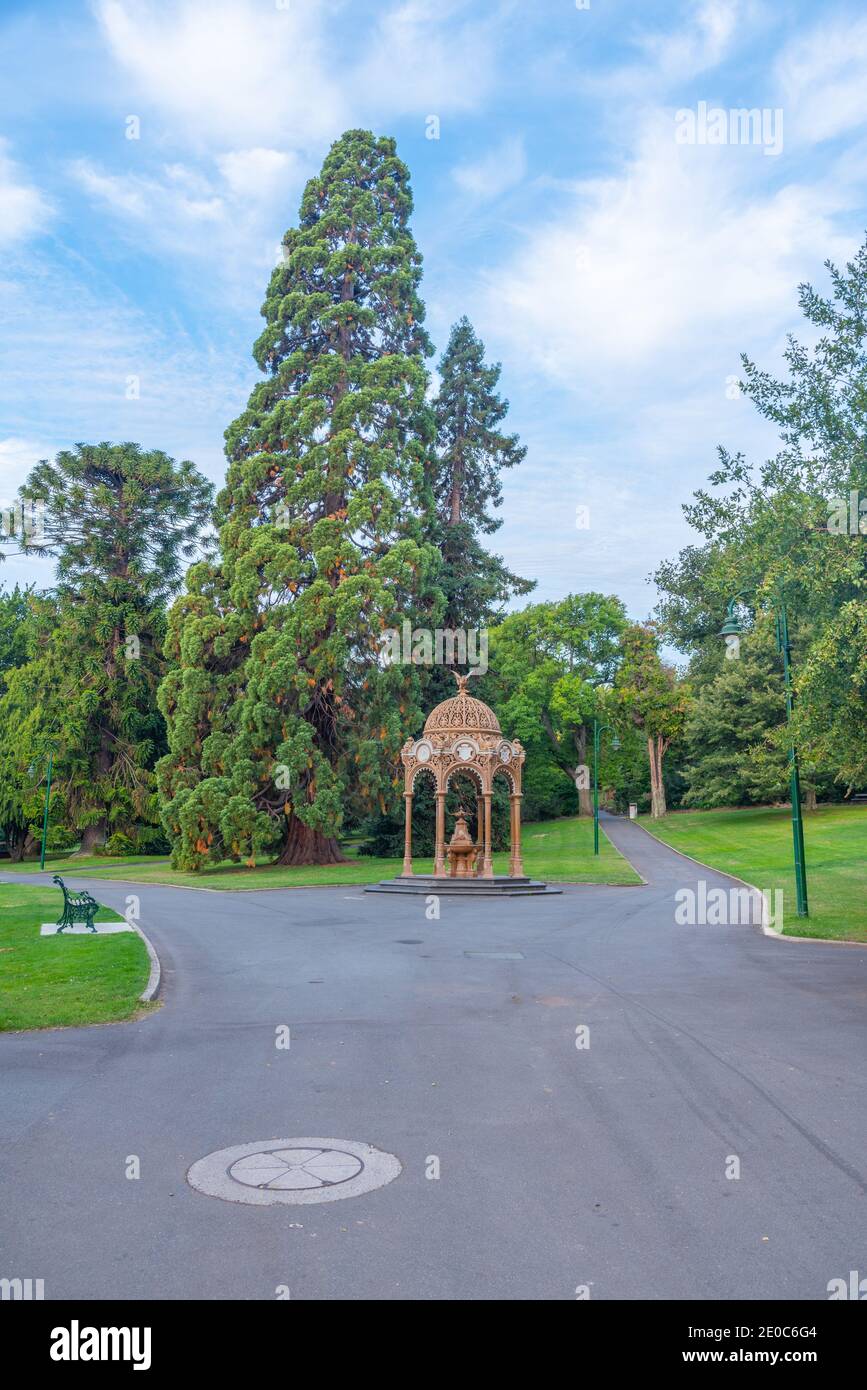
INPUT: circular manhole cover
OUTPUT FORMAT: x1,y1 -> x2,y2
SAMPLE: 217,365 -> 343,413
187,1138 -> 401,1206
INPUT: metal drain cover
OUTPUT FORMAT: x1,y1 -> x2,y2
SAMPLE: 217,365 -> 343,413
187,1138 -> 401,1206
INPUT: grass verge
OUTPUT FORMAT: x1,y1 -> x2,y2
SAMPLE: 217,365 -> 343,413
58,815 -> 641,890
1,853 -> 169,874
0,883 -> 151,1031
638,804 -> 867,942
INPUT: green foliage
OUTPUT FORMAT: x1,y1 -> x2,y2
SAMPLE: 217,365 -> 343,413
159,130 -> 441,869
480,593 -> 628,817
41,825 -> 77,852
0,584 -> 32,693
431,316 -> 534,632
614,624 -> 689,741
656,237 -> 867,798
132,823 -> 171,855
101,831 -> 138,858
0,444 -> 212,853
359,317 -> 535,848
795,599 -> 867,790
681,621 -> 789,807
613,624 -> 689,817
0,587 -> 42,855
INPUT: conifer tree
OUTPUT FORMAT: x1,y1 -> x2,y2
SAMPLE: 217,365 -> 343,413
356,319 -> 535,856
7,444 -> 212,852
159,130 -> 440,868
433,317 -> 533,638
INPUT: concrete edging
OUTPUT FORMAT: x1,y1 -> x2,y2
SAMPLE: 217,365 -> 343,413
632,818 -> 867,948
130,919 -> 161,1000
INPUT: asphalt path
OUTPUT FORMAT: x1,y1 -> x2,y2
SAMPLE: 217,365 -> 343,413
2,814 -> 866,1300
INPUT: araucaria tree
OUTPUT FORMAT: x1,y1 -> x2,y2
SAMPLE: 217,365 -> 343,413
9,444 -> 212,852
158,130 -> 440,869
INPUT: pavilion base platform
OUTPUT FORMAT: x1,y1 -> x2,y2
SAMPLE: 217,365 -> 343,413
365,874 -> 561,897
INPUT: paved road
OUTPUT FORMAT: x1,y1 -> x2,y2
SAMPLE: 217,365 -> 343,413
2,816 -> 866,1301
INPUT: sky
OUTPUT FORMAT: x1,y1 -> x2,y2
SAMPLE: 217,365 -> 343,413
1,0 -> 866,637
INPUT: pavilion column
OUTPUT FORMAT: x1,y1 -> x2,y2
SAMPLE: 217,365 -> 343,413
433,791 -> 447,877
401,791 -> 414,877
509,793 -> 524,877
481,792 -> 494,879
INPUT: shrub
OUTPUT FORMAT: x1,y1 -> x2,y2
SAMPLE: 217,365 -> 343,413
133,824 -> 171,855
103,831 -> 137,858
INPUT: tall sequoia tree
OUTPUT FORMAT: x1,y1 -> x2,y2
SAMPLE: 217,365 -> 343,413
7,444 -> 212,852
158,129 -> 441,869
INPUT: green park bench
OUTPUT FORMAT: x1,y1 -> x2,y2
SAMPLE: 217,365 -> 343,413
53,875 -> 99,933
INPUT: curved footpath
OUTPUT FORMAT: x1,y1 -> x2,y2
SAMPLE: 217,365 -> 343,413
1,816 -> 866,1300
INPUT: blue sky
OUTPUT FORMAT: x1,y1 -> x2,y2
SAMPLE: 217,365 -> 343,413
2,0 -> 866,638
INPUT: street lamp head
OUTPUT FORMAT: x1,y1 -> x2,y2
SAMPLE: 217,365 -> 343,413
611,734 -> 621,751
718,598 -> 746,638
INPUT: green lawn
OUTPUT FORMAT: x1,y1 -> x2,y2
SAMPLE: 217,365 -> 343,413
0,883 -> 151,1031
1,852 -> 169,874
638,804 -> 867,942
60,814 -> 641,890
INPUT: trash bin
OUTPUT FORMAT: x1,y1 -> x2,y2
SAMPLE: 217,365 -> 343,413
628,804 -> 638,820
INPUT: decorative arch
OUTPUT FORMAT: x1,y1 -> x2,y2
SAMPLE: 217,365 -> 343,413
491,764 -> 519,794
399,672 -> 525,879
444,763 -> 484,793
409,764 -> 437,793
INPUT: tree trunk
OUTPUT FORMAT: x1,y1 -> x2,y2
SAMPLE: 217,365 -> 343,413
76,821 -> 107,855
449,466 -> 462,524
804,785 -> 817,811
648,736 -> 667,818
276,812 -> 348,866
576,724 -> 593,816
6,825 -> 28,862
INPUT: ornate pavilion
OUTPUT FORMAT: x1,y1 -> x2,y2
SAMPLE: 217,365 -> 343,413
398,673 -> 526,880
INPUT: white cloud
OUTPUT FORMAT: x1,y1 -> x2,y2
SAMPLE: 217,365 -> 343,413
635,0 -> 743,83
483,118 -> 852,388
0,438 -> 56,585
95,0 -> 346,148
355,0 -> 498,115
71,158 -> 224,223
95,0 -> 495,150
587,0 -> 748,108
0,437 -> 45,502
68,151 -> 301,288
776,16 -> 867,146
81,0 -> 495,282
453,137 -> 526,201
217,148 -> 298,201
0,252 -> 253,471
0,140 -> 51,247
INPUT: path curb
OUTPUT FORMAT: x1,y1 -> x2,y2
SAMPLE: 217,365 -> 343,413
632,819 -> 867,948
130,919 -> 161,1001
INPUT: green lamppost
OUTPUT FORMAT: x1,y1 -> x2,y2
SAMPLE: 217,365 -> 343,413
28,752 -> 54,871
592,718 -> 620,856
719,595 -> 808,917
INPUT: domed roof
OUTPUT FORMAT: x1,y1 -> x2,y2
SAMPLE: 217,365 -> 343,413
423,673 -> 501,737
